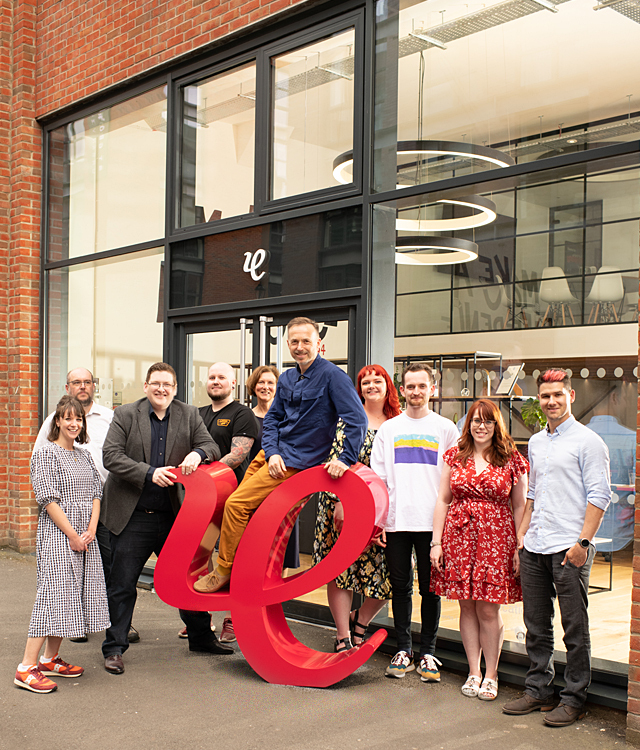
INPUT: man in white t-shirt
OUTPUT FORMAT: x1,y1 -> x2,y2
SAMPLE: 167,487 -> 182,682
371,363 -> 458,681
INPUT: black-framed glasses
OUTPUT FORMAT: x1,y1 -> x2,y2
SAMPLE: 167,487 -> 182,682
471,418 -> 496,427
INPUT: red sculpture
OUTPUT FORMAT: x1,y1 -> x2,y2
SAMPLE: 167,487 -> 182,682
154,461 -> 389,687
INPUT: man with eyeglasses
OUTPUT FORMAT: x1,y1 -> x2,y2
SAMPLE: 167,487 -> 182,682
370,363 -> 458,682
503,368 -> 610,727
100,362 -> 233,675
33,367 -> 130,643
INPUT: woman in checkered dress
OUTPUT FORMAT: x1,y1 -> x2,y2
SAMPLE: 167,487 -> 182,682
14,395 -> 110,694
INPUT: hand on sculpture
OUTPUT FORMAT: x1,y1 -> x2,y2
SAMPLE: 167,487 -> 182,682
324,459 -> 349,479
153,466 -> 177,487
179,451 -> 202,475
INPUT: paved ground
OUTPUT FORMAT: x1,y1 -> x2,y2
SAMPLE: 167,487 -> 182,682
1,549 -> 628,750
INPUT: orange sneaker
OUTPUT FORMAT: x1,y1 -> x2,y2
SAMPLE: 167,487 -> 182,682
14,666 -> 58,693
39,655 -> 84,678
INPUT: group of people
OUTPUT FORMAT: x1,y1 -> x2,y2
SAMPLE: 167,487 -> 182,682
17,317 -> 611,730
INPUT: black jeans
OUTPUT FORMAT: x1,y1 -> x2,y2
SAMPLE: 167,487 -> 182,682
519,545 -> 595,708
384,530 -> 441,658
102,510 -> 213,658
96,520 -> 112,585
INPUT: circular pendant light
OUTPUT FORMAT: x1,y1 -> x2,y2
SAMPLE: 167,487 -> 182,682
395,236 -> 478,265
396,194 -> 497,232
332,140 -> 514,186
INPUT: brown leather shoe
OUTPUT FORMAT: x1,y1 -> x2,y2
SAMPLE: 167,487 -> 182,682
104,654 -> 125,675
193,570 -> 231,593
502,693 -> 556,715
543,703 -> 587,727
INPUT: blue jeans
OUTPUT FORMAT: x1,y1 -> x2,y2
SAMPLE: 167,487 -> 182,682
519,545 -> 595,708
102,510 -> 212,657
384,530 -> 441,658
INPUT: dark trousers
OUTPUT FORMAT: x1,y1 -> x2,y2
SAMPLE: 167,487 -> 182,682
519,545 -> 595,708
384,530 -> 441,658
96,520 -> 112,585
102,510 -> 213,658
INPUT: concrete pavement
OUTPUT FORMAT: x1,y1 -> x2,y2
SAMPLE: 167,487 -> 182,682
1,549 -> 627,750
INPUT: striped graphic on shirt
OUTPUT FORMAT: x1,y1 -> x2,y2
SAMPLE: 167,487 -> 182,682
394,434 -> 439,465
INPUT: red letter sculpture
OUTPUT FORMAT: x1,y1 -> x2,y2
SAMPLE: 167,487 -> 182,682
154,462 -> 389,687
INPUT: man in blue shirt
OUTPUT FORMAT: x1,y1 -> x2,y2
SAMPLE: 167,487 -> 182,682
503,368 -> 610,727
195,317 -> 367,593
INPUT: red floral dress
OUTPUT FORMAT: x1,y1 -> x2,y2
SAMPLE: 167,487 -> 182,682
431,447 -> 529,604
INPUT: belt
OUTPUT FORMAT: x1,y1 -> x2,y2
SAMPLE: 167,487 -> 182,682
134,508 -> 171,515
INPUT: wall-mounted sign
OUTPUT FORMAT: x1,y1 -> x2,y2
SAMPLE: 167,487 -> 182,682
243,248 -> 269,281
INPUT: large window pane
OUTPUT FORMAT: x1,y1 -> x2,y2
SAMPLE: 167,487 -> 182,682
272,28 -> 355,200
48,89 -> 167,261
374,0 -> 640,192
170,206 -> 362,308
46,248 -> 164,413
180,63 -> 256,227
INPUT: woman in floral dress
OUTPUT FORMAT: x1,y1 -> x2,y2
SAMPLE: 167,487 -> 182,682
14,395 -> 109,693
430,399 -> 528,701
313,365 -> 401,652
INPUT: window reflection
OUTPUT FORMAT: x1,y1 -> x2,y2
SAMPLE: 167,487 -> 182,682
170,207 -> 362,308
180,63 -> 256,227
271,28 -> 356,200
46,248 -> 164,413
48,88 -> 167,261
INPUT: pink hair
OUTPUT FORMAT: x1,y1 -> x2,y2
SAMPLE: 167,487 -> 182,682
537,368 -> 571,390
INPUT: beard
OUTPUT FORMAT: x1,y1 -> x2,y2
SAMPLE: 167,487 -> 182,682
209,391 -> 231,402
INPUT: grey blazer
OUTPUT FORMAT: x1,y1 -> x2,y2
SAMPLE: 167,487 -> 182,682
101,397 -> 220,535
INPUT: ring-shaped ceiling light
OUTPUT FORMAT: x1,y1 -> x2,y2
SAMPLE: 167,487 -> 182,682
395,236 -> 478,266
332,140 -> 515,186
396,195 -> 497,232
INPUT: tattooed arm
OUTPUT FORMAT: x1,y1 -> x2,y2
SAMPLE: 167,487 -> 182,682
220,436 -> 255,470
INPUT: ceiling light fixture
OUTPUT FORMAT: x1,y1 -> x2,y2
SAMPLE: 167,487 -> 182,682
333,140 -> 514,186
396,195 -> 497,232
395,236 -> 478,265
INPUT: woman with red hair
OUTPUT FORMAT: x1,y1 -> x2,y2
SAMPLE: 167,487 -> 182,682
430,399 -> 528,701
313,365 -> 401,652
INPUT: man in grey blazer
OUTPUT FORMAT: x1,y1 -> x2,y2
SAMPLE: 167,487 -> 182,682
100,362 -> 233,675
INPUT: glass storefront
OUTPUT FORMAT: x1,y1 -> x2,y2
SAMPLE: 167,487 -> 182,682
40,0 -> 639,690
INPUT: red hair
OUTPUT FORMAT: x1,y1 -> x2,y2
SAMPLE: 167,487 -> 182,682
456,399 -> 516,468
537,368 -> 571,391
356,365 -> 401,420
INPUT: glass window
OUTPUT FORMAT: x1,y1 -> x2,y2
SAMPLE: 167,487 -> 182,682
170,206 -> 362,308
48,88 -> 167,261
179,63 -> 256,227
374,0 -> 640,192
46,248 -> 164,413
271,28 -> 356,200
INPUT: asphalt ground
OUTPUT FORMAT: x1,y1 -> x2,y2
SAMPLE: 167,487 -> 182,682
1,548 -> 628,750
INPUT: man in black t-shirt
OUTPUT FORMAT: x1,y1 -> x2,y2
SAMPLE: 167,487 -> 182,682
198,362 -> 260,485
197,362 -> 260,644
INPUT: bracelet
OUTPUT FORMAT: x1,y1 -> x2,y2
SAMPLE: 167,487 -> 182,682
430,541 -> 442,548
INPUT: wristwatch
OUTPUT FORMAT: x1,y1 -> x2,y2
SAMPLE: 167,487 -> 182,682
578,538 -> 590,548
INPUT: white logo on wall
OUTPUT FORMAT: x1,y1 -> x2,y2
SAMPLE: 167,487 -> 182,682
243,249 -> 269,281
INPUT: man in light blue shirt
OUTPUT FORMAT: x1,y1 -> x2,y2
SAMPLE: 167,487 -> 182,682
503,369 -> 610,727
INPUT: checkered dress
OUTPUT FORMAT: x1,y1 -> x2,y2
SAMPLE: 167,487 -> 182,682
28,443 -> 110,638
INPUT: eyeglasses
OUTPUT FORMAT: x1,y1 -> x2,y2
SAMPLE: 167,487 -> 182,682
147,381 -> 176,391
471,418 -> 496,427
69,380 -> 94,387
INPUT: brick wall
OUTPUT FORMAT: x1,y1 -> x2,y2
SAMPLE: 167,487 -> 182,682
0,0 -> 41,550
36,0 -> 312,119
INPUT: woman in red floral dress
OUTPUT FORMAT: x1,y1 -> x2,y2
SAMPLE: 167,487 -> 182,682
430,399 -> 528,702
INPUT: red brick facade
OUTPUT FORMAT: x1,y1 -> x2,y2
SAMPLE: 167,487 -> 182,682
36,0 -> 310,119
0,0 -> 41,550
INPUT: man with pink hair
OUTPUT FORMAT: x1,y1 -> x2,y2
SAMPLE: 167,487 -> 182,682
503,368 -> 610,727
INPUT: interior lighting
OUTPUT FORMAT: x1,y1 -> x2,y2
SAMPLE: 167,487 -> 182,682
332,141 -> 514,186
395,236 -> 478,265
396,195 -> 497,232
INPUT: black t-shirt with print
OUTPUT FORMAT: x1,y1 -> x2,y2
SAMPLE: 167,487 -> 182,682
199,401 -> 260,484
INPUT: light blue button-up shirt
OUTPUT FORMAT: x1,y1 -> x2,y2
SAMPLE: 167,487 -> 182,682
524,415 -> 611,555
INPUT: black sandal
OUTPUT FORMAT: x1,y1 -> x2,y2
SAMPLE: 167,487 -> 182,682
349,609 -> 368,645
334,636 -> 354,653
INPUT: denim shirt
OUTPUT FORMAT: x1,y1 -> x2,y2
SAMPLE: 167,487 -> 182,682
524,415 -> 611,555
262,355 -> 367,470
